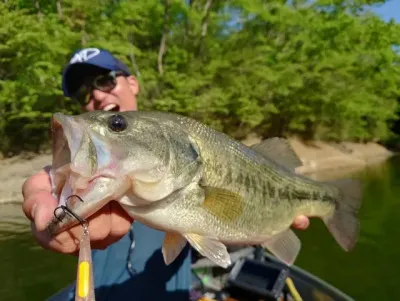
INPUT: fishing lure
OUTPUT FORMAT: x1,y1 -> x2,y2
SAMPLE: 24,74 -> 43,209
53,195 -> 96,301
75,223 -> 95,301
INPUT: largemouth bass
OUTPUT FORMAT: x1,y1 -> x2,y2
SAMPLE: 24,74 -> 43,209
47,111 -> 362,268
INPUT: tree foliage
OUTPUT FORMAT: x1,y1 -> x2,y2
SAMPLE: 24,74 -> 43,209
0,0 -> 399,156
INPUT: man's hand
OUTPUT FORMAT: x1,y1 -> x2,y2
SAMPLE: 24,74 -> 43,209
22,168 -> 133,255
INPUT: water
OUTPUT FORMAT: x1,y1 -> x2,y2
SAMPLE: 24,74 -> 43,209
0,202 -> 76,301
295,155 -> 400,300
1,156 -> 400,300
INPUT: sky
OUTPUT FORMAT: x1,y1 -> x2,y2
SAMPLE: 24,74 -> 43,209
371,0 -> 400,22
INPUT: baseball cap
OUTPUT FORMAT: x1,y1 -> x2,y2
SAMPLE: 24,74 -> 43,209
62,48 -> 131,97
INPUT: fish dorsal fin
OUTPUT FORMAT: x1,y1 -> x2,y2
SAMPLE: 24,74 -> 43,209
250,137 -> 303,171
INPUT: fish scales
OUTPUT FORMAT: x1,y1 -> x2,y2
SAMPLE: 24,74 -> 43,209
174,113 -> 337,200
161,113 -> 338,238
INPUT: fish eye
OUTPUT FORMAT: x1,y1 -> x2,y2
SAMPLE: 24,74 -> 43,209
107,114 -> 127,132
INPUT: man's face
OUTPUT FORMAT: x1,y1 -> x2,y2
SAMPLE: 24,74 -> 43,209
84,74 -> 139,112
68,66 -> 139,113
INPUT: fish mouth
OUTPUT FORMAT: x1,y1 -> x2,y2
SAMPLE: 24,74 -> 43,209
51,113 -> 98,180
48,113 -> 94,234
50,113 -> 81,207
47,113 -> 126,236
51,113 -> 72,175
51,113 -> 92,200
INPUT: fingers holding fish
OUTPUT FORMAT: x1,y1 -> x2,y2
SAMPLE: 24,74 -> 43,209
22,169 -> 133,254
291,215 -> 310,230
35,201 -> 133,254
22,168 -> 55,225
25,190 -> 57,232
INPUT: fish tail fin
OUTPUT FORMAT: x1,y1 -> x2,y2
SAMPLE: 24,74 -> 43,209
323,178 -> 363,251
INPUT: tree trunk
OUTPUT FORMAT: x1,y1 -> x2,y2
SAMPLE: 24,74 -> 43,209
197,0 -> 213,54
33,0 -> 43,21
185,0 -> 195,42
57,0 -> 63,19
81,22 -> 87,46
201,0 -> 213,38
128,34 -> 141,79
158,0 -> 170,76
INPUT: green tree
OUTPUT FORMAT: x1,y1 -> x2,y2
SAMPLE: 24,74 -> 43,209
0,0 -> 399,156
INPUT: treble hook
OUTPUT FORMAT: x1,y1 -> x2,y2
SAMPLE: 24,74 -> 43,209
53,195 -> 88,229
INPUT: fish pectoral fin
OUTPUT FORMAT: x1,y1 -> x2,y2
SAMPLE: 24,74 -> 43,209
201,187 -> 244,223
162,232 -> 188,265
261,228 -> 301,265
184,233 -> 231,268
250,137 -> 303,172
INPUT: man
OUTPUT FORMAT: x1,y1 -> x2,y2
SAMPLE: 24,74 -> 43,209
22,48 -> 310,300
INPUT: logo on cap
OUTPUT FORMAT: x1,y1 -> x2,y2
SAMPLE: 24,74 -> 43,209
69,48 -> 101,64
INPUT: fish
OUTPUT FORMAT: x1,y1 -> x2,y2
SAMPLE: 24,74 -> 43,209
46,110 -> 362,268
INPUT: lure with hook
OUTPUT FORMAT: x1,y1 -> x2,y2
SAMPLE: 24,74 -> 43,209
53,195 -> 96,301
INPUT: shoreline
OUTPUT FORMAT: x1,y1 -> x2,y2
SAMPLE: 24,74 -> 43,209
241,134 -> 394,178
289,137 -> 393,175
0,137 -> 394,205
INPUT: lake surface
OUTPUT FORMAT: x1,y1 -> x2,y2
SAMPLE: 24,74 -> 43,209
1,155 -> 400,300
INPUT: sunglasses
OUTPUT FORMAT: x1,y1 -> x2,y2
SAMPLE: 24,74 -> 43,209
72,70 -> 126,106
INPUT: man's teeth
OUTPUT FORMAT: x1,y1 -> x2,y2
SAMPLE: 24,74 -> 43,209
104,104 -> 117,111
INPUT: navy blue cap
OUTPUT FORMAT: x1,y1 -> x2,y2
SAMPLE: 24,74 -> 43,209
62,48 -> 131,97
